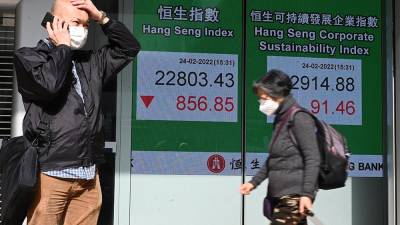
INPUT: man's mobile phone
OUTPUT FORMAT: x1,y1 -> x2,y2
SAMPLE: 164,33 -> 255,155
41,12 -> 54,28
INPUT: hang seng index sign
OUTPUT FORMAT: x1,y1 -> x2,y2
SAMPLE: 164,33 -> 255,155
132,0 -> 243,176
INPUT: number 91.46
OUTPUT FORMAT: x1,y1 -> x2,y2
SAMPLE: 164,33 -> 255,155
310,100 -> 356,116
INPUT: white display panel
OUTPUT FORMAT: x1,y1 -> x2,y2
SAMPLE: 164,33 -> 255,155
136,51 -> 239,122
267,56 -> 362,125
130,175 -> 241,225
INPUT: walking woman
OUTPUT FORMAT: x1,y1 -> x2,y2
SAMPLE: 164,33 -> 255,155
240,70 -> 321,225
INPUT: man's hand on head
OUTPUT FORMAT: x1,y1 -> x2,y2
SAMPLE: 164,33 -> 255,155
47,16 -> 71,47
70,0 -> 103,22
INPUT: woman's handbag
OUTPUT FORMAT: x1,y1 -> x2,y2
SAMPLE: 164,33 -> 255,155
263,197 -> 274,220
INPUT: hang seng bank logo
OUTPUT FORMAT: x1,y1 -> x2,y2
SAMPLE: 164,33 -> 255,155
207,154 -> 225,173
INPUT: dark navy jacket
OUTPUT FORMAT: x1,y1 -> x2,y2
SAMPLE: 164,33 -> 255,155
14,19 -> 140,171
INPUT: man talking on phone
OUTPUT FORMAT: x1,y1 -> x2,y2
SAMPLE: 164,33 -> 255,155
13,0 -> 140,224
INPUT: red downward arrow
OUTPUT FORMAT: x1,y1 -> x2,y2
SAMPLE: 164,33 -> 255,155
140,96 -> 155,108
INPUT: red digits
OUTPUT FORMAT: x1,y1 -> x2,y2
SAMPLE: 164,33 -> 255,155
346,101 -> 355,115
214,97 -> 224,111
336,101 -> 355,115
322,100 -> 328,114
311,100 -> 320,114
177,96 -> 235,112
187,96 -> 197,111
225,97 -> 234,112
198,96 -> 208,111
177,96 -> 186,111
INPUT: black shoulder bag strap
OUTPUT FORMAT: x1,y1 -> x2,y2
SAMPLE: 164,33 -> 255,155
19,103 -> 50,146
19,109 -> 50,189
33,113 -> 50,147
269,105 -> 298,149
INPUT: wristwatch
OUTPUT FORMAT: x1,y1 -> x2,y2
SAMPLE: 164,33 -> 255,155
96,10 -> 108,24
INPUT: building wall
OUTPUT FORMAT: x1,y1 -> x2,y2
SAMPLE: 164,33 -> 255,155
11,0 -> 391,225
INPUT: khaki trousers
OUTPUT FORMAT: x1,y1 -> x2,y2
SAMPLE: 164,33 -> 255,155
27,172 -> 102,225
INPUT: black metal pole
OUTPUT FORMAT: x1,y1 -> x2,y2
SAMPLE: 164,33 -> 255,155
241,0 -> 247,225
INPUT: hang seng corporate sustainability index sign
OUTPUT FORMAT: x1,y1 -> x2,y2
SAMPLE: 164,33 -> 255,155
246,0 -> 383,177
131,0 -> 384,177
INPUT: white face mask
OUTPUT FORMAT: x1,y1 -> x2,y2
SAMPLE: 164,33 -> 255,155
69,26 -> 88,50
259,99 -> 280,116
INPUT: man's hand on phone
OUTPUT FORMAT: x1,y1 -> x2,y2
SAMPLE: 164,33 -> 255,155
70,0 -> 103,22
47,16 -> 70,47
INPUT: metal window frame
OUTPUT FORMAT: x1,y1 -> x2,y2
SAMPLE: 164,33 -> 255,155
0,9 -> 15,140
391,0 -> 400,224
114,0 -> 134,224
